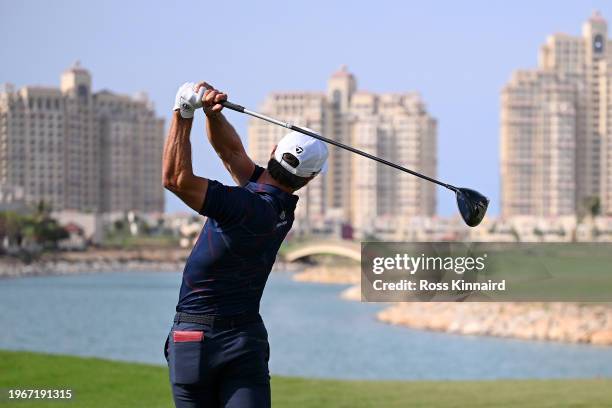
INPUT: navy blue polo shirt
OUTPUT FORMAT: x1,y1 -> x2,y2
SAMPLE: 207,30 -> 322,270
176,166 -> 298,316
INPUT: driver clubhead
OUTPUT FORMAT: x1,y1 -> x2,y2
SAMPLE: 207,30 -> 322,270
455,188 -> 489,227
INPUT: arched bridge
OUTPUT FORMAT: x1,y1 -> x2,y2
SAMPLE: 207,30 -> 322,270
282,240 -> 361,262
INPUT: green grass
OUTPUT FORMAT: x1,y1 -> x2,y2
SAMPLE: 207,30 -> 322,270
1,351 -> 611,407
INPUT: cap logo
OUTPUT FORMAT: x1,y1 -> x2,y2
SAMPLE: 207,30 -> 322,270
295,146 -> 304,154
281,152 -> 300,168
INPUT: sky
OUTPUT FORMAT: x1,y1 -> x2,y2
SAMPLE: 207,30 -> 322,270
2,0 -> 612,215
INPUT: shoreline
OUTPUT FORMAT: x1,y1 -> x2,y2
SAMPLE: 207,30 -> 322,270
294,265 -> 612,347
0,248 -> 189,278
376,302 -> 612,347
0,248 -> 300,279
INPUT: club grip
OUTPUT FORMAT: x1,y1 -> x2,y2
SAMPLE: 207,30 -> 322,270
220,101 -> 245,113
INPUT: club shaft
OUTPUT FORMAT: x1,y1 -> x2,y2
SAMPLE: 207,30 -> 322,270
221,101 -> 457,192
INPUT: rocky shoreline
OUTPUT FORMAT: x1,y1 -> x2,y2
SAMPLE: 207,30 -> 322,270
293,265 -> 360,284
377,302 -> 612,346
296,266 -> 612,346
0,259 -> 185,278
0,248 -> 190,278
0,248 -> 300,279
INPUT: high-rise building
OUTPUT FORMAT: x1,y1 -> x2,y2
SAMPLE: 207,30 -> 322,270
0,63 -> 165,213
248,66 -> 437,237
501,12 -> 612,217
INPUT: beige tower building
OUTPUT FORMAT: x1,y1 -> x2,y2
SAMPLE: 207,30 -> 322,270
248,67 -> 437,237
0,63 -> 164,213
96,91 -> 165,213
599,25 -> 612,216
501,12 -> 612,217
248,92 -> 328,228
348,92 -> 437,233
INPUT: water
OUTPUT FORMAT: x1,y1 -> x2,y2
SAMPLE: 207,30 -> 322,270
1,271 -> 612,380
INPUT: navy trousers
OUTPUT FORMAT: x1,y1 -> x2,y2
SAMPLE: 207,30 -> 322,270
164,319 -> 271,408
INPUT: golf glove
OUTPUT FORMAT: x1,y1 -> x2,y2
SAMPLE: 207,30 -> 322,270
173,82 -> 205,118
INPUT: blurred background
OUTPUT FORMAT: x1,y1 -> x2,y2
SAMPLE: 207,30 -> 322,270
1,1 -> 612,407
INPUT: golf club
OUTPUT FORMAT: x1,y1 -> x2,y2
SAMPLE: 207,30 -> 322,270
220,100 -> 489,227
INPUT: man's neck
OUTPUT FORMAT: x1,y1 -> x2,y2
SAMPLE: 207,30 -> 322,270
257,170 -> 294,194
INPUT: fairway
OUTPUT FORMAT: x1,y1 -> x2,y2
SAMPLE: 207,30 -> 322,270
1,351 -> 611,407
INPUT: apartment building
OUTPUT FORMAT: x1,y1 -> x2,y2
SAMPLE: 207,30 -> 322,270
248,66 -> 437,237
0,63 -> 164,213
501,12 -> 612,217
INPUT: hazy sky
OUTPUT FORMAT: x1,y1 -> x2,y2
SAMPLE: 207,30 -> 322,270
2,0 -> 612,215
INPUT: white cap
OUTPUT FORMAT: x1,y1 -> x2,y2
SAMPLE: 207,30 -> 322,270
274,131 -> 329,177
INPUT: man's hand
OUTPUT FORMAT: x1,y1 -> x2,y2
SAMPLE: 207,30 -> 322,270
173,82 -> 206,118
195,82 -> 228,117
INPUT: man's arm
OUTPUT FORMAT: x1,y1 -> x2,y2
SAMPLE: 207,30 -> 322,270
197,82 -> 256,186
206,113 -> 255,186
162,111 -> 208,212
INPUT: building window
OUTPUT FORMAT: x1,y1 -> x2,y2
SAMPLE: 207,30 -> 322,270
78,84 -> 89,99
332,90 -> 342,108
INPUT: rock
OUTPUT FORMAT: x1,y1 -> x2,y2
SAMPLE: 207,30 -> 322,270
375,302 -> 612,347
293,266 -> 360,284
340,285 -> 361,301
590,330 -> 612,345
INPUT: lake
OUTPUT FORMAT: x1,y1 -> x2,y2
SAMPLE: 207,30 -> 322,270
1,271 -> 612,380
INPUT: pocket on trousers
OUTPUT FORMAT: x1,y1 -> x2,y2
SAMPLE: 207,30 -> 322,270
169,330 -> 205,385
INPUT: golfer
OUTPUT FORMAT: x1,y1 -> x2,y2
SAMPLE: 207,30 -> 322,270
162,81 -> 328,407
